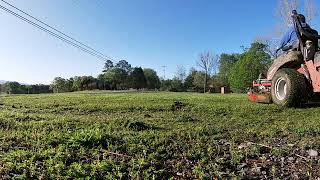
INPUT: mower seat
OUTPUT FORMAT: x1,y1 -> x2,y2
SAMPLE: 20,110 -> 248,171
300,28 -> 319,50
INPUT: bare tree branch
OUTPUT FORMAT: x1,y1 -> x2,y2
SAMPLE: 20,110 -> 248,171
276,0 -> 299,28
197,51 -> 218,93
304,0 -> 317,23
255,36 -> 280,58
175,65 -> 187,82
276,0 -> 317,29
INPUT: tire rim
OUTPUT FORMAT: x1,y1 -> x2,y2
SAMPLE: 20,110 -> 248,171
275,77 -> 287,101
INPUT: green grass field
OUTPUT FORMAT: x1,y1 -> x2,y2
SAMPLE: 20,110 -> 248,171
0,91 -> 320,179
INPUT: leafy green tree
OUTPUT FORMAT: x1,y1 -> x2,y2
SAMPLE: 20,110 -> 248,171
50,77 -> 69,93
128,67 -> 147,89
208,75 -> 224,93
97,74 -> 105,81
79,76 -> 96,90
72,76 -> 82,91
25,85 -> 32,94
104,68 -> 127,90
193,71 -> 206,92
50,77 -> 75,93
229,42 -> 271,92
160,79 -> 173,91
170,78 -> 185,92
4,82 -> 24,94
184,68 -> 197,91
115,60 -> 131,73
143,68 -> 160,89
66,78 -> 74,92
103,60 -> 114,72
96,74 -> 110,90
29,84 -> 51,94
218,53 -> 239,86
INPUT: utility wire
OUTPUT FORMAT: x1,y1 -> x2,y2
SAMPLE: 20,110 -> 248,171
0,1 -> 114,62
0,4 -> 105,61
1,0 -> 114,61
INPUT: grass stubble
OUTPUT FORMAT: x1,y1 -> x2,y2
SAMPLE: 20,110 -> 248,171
0,92 -> 320,179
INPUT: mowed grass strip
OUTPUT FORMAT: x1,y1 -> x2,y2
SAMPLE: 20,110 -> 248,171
0,92 -> 320,179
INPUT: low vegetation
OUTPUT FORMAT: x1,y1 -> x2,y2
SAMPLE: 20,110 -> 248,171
0,92 -> 319,179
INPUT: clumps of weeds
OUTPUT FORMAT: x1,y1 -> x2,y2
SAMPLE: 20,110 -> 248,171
8,114 -> 46,122
12,104 -> 23,108
259,146 -> 271,154
213,108 -> 229,117
178,114 -> 197,122
149,108 -> 165,112
60,106 -> 75,111
68,129 -> 123,149
0,119 -> 17,130
205,106 -> 233,118
11,105 -> 21,109
127,106 -> 144,112
270,106 -> 285,113
85,108 -> 102,113
127,121 -> 150,131
171,101 -> 187,112
45,133 -> 66,148
113,119 -> 158,131
144,114 -> 152,118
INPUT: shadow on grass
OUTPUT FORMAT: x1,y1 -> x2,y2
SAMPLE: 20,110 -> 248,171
300,102 -> 320,108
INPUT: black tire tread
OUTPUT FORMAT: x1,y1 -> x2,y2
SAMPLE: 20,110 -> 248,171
271,68 -> 307,107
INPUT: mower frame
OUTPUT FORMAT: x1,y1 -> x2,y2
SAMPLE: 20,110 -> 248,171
248,10 -> 320,106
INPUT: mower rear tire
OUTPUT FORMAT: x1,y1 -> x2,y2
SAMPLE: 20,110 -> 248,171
271,68 -> 307,107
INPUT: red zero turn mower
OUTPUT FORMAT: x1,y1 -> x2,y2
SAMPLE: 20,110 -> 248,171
248,10 -> 320,107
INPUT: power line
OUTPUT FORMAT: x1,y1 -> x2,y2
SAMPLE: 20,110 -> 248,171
1,0 -> 113,61
0,4 -> 105,61
0,1 -> 115,62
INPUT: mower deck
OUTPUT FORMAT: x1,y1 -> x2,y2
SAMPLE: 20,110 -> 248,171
247,91 -> 272,104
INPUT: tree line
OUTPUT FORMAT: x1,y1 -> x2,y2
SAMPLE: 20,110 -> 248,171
49,60 -> 161,93
161,42 -> 271,93
0,82 -> 51,94
1,42 -> 271,94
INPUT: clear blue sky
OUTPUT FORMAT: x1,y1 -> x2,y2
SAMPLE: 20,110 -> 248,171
0,0 -> 319,84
